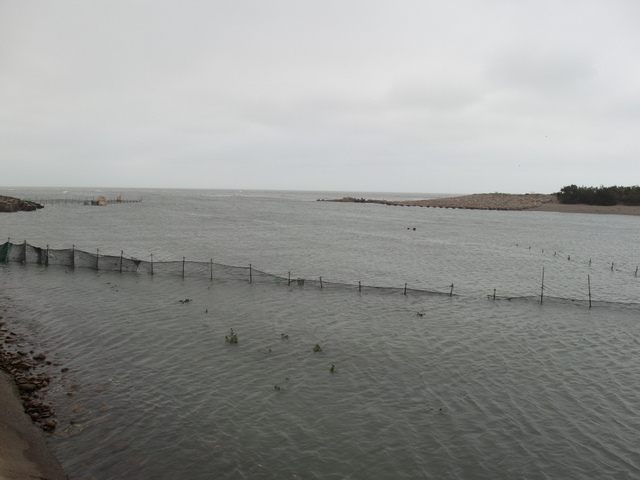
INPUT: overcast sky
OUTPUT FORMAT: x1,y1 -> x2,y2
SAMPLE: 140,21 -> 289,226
1,1 -> 639,194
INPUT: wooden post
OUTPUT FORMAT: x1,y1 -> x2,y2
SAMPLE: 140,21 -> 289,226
210,259 -> 213,280
150,254 -> 154,275
588,274 -> 592,308
404,283 -> 407,295
249,264 -> 252,283
120,250 -> 124,273
182,257 -> 185,278
540,267 -> 545,304
45,244 -> 49,267
611,262 -> 614,271
635,266 -> 638,277
359,281 -> 361,292
71,245 -> 75,269
449,283 -> 454,297
22,240 -> 27,264
320,276 -> 323,289
288,271 -> 291,286
95,248 -> 99,270
493,288 -> 496,300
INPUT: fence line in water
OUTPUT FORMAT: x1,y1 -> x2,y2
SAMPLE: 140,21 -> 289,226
0,241 -> 635,308
33,197 -> 143,206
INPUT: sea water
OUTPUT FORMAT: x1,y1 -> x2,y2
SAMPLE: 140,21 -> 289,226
1,187 -> 639,479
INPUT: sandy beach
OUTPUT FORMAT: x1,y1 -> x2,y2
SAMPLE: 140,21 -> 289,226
526,201 -> 640,216
327,193 -> 640,216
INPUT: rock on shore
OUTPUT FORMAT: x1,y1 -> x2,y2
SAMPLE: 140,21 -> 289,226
0,313 -> 59,431
0,195 -> 44,213
0,316 -> 67,479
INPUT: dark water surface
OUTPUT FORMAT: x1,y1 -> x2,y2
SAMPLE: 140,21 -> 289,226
1,187 -> 639,479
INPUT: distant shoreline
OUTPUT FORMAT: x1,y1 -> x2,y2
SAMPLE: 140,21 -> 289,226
527,201 -> 640,216
322,193 -> 640,216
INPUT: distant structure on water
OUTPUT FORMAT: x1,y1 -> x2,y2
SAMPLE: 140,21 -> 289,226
33,195 -> 143,206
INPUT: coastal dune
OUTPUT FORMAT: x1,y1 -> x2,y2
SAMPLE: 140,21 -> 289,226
327,193 -> 640,216
326,193 -> 554,210
389,193 -> 555,210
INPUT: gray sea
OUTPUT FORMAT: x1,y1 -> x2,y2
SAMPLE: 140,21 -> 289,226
1,187 -> 639,479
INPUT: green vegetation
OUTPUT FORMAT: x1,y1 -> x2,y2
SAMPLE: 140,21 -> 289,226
225,328 -> 238,344
557,185 -> 640,206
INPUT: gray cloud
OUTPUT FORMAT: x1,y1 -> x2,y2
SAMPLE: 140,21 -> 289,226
1,0 -> 639,193
488,49 -> 595,95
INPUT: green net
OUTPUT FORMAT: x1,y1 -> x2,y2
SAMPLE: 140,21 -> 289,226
0,242 -> 12,262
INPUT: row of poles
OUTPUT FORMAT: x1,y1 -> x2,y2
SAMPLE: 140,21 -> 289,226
33,197 -> 143,205
540,267 -> 593,308
8,239 -> 459,297
5,240 -> 608,305
522,245 -> 639,278
489,266 -> 594,308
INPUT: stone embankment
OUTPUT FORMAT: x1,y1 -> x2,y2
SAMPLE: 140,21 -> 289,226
324,193 -> 556,211
0,315 -> 67,479
0,195 -> 44,213
0,336 -> 57,431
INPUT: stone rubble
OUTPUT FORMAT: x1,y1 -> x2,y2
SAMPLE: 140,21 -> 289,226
0,317 -> 58,432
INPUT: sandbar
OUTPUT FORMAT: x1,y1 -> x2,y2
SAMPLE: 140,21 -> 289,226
325,193 -> 640,216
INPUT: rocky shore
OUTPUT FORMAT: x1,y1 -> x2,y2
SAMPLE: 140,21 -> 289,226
0,195 -> 44,213
324,193 -> 556,210
0,313 -> 67,479
0,328 -> 58,431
